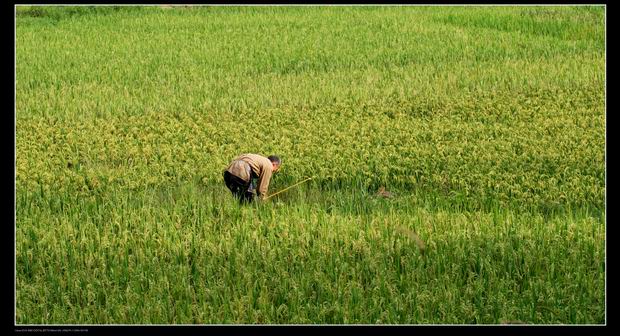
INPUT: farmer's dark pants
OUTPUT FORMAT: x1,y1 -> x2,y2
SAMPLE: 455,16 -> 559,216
223,171 -> 255,204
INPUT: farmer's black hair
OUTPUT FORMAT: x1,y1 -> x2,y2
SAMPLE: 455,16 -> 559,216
268,155 -> 281,165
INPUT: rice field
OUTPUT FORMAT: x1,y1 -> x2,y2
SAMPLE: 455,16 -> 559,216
15,5 -> 605,324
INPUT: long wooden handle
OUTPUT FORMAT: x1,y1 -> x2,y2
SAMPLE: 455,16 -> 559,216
265,177 -> 314,200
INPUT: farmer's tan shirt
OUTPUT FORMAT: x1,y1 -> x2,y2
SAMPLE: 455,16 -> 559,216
226,154 -> 273,199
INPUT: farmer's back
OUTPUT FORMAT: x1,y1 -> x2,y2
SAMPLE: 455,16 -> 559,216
226,154 -> 273,182
224,153 -> 280,203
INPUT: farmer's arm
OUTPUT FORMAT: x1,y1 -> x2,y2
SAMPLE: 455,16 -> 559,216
256,166 -> 273,200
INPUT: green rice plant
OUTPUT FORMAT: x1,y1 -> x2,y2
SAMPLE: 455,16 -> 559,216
15,5 -> 605,324
15,184 -> 605,324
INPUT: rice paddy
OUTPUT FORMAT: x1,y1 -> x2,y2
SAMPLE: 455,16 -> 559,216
15,5 -> 605,324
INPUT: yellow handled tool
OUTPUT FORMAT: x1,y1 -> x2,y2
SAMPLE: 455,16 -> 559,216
265,176 -> 314,200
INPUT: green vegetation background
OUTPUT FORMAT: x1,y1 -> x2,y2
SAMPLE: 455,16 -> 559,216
16,6 -> 605,324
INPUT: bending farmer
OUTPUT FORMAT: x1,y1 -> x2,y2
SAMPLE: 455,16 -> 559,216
223,154 -> 281,204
